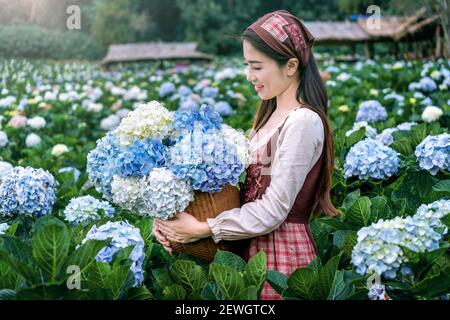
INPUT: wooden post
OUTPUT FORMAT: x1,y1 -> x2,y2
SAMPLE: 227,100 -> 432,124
436,24 -> 442,58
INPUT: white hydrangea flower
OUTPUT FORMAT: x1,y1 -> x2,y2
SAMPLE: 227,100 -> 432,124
25,133 -> 42,148
27,116 -> 46,129
421,106 -> 443,123
51,144 -> 69,157
116,101 -> 173,146
100,114 -> 121,131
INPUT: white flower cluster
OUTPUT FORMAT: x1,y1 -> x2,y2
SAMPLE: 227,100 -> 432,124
221,124 -> 252,167
112,168 -> 194,220
345,121 -> 377,139
63,195 -> 116,226
116,101 -> 173,146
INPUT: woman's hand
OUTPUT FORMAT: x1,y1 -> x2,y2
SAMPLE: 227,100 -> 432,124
152,221 -> 173,254
155,211 -> 212,244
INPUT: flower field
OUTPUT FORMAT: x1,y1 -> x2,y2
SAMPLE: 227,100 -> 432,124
0,57 -> 449,300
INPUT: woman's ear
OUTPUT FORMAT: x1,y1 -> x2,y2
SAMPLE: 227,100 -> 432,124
286,58 -> 299,77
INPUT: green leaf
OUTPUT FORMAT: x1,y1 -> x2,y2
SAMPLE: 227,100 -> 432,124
16,285 -> 66,300
327,270 -> 355,300
433,180 -> 450,193
266,270 -> 288,294
170,260 -> 208,293
411,256 -> 450,297
126,287 -> 155,300
163,284 -> 186,300
341,232 -> 357,259
411,123 -> 427,146
243,251 -> 267,297
152,268 -> 176,290
370,196 -> 390,221
31,220 -> 71,282
66,239 -> 110,279
346,128 -> 365,148
240,285 -> 258,300
214,250 -> 246,273
333,230 -> 354,250
345,196 -> 372,228
134,218 -> 153,243
209,263 -> 245,300
201,282 -> 225,300
0,235 -> 39,285
341,189 -> 360,211
316,254 -> 341,299
287,267 -> 317,300
390,138 -> 413,156
0,289 -> 16,300
317,217 -> 348,231
441,214 -> 450,229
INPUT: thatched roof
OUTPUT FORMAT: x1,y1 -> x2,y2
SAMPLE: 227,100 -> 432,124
304,21 -> 370,43
101,42 -> 213,65
357,7 -> 440,40
306,8 -> 440,44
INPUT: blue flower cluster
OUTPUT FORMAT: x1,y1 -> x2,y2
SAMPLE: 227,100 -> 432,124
159,82 -> 176,98
178,97 -> 199,112
344,138 -> 400,180
177,85 -> 193,97
415,133 -> 450,175
81,221 -> 145,287
419,76 -> 437,93
0,166 -> 57,217
87,131 -> 120,200
168,131 -> 244,192
415,199 -> 450,233
64,195 -> 116,226
114,138 -> 166,177
214,101 -> 233,117
356,100 -> 387,123
351,215 -> 442,279
201,86 -> 219,98
172,104 -> 222,135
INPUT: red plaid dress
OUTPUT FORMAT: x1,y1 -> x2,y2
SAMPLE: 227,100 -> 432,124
240,105 -> 322,300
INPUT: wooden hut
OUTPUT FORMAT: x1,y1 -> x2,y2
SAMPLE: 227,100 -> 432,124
101,42 -> 213,66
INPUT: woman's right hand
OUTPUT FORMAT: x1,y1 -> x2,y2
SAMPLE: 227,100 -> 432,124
152,220 -> 173,254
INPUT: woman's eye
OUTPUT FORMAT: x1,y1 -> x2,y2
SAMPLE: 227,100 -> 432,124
253,67 -> 261,71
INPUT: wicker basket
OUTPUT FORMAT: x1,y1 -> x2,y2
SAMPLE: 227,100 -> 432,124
169,184 -> 242,262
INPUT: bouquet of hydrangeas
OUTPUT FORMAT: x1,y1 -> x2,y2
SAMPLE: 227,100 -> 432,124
87,100 -> 250,221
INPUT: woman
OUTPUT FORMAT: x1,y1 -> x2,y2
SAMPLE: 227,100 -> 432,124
153,9 -> 339,300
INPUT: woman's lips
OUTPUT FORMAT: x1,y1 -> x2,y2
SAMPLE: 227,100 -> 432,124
254,85 -> 264,92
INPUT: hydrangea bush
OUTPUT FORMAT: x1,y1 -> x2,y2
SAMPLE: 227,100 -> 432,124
0,166 -> 57,218
344,139 -> 400,180
64,195 -> 116,226
81,221 -> 145,287
415,133 -> 450,175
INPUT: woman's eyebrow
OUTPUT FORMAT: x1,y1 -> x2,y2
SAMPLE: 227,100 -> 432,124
243,60 -> 262,64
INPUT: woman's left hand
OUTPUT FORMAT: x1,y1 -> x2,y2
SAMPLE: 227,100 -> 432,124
154,212 -> 212,244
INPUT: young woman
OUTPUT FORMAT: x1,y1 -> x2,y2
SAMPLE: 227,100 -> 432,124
153,9 -> 339,300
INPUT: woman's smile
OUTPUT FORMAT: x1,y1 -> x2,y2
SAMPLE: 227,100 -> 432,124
254,84 -> 264,92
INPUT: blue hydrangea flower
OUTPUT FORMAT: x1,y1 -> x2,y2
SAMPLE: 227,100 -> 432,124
87,131 -> 120,200
415,133 -> 450,175
344,138 -> 400,180
375,128 -> 398,146
214,101 -> 233,117
172,104 -> 222,136
159,82 -> 176,98
114,138 -> 166,177
177,85 -> 193,97
352,216 -> 443,279
0,166 -> 57,217
168,130 -> 244,192
419,76 -> 437,93
81,221 -> 145,287
178,97 -> 199,112
415,199 -> 450,233
64,195 -> 116,226
201,86 -> 219,99
356,100 -> 387,123
368,283 -> 388,300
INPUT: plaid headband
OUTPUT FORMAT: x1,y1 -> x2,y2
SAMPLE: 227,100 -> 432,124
249,10 -> 315,67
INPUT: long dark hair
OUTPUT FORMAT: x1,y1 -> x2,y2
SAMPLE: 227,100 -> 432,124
242,28 -> 339,217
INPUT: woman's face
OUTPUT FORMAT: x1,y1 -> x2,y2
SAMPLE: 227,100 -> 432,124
243,40 -> 297,101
